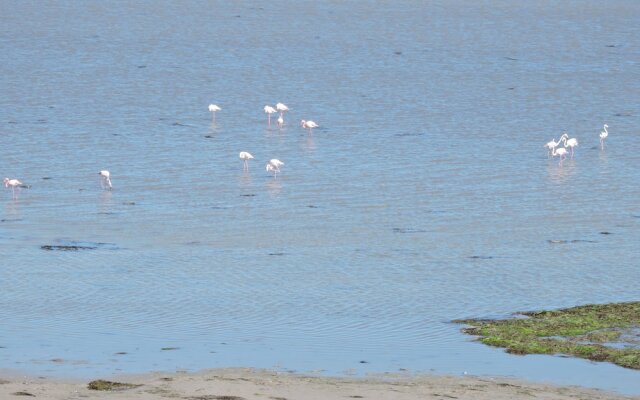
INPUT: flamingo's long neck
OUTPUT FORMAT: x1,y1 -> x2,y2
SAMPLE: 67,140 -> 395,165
604,126 -> 608,135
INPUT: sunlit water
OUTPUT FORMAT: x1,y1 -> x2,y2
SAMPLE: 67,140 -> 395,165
1,0 -> 640,395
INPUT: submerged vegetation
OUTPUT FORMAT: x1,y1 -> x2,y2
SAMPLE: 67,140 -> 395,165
455,302 -> 640,370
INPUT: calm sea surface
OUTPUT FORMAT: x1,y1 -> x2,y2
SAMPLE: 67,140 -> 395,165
1,0 -> 640,394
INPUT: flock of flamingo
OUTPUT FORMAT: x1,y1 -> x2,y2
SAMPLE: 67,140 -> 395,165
1,117 -> 613,199
544,124 -> 609,165
3,102 -> 320,199
218,102 -> 318,179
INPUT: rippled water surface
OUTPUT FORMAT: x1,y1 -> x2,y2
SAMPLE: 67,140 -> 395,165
2,0 -> 640,394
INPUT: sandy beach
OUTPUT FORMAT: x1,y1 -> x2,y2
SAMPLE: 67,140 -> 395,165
1,368 -> 636,400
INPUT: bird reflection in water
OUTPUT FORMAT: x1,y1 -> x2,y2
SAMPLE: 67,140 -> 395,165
303,134 -> 316,153
99,190 -> 113,215
546,158 -> 576,184
266,179 -> 283,198
239,171 -> 253,188
597,147 -> 611,177
4,197 -> 21,219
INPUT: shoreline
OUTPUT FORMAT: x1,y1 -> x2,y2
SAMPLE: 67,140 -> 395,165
1,368 -> 637,400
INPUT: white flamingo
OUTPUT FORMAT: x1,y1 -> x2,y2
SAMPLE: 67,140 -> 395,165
239,151 -> 254,171
562,135 -> 579,158
552,147 -> 568,165
264,105 -> 277,125
266,159 -> 284,178
208,104 -> 221,121
269,159 -> 284,170
301,119 -> 319,133
544,133 -> 568,158
99,170 -> 112,190
265,163 -> 278,178
600,124 -> 609,150
4,178 -> 24,199
276,102 -> 289,116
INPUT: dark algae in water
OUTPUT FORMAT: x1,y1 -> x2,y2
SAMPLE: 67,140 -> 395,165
455,302 -> 640,370
41,245 -> 97,251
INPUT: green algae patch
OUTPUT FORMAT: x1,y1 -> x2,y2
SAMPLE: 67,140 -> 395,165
87,379 -> 142,391
455,302 -> 640,370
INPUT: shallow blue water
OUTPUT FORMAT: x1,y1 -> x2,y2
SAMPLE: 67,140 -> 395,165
1,0 -> 640,395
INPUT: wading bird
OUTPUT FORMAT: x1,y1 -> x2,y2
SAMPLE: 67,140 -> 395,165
277,114 -> 284,128
4,178 -> 24,199
276,102 -> 289,115
301,119 -> 319,133
239,151 -> 254,171
562,135 -> 579,158
552,147 -> 568,165
266,159 -> 284,178
600,124 -> 609,150
208,104 -> 221,121
99,170 -> 112,190
544,133 -> 568,158
264,105 -> 277,125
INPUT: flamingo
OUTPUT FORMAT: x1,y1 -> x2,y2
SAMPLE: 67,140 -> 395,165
265,163 -> 279,178
208,104 -> 221,121
239,151 -> 254,171
4,178 -> 24,199
277,114 -> 284,128
99,170 -> 112,190
276,102 -> 289,116
266,159 -> 284,178
269,159 -> 284,170
301,119 -> 319,133
600,124 -> 609,150
544,133 -> 568,158
264,105 -> 277,125
552,147 -> 568,165
562,135 -> 579,158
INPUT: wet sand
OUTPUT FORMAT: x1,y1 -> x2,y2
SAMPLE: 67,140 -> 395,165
0,368 -> 636,400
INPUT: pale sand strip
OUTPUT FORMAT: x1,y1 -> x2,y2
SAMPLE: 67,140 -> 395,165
0,368 -> 637,400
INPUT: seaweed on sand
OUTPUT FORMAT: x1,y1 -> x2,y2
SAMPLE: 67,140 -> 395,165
87,380 -> 142,391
